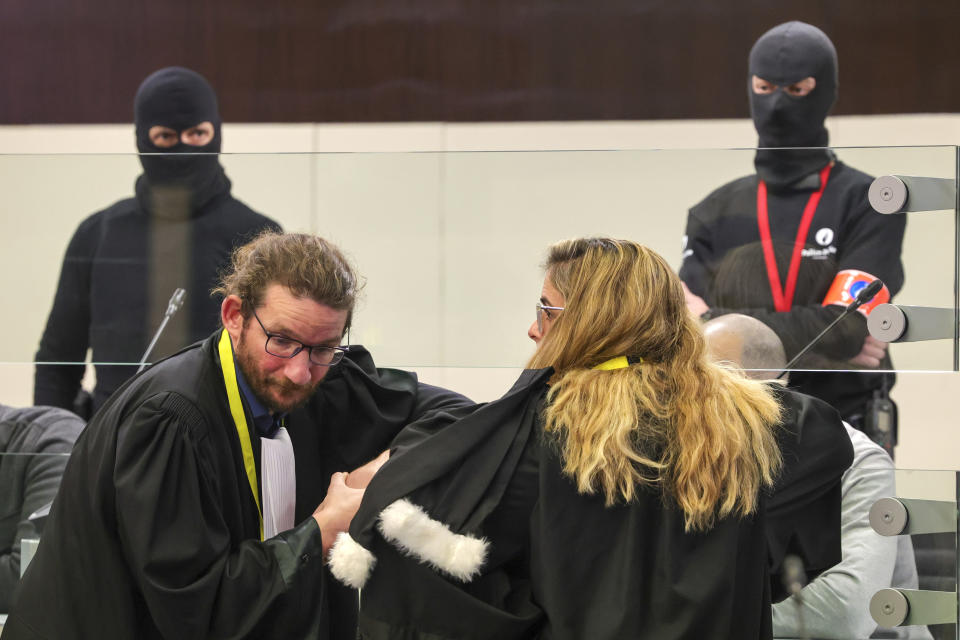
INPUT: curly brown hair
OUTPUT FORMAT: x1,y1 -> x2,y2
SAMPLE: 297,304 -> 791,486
213,231 -> 363,329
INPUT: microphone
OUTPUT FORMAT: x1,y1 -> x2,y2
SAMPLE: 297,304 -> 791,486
849,279 -> 885,312
137,288 -> 186,373
782,554 -> 808,597
782,554 -> 810,640
776,279 -> 884,380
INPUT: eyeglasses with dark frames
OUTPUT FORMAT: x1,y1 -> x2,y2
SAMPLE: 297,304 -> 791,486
250,308 -> 347,366
535,302 -> 565,334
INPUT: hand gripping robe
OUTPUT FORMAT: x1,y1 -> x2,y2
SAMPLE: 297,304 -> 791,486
7,331 -> 470,640
326,370 -> 848,640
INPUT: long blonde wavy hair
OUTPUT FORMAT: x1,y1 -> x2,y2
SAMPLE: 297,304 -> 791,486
527,238 -> 782,531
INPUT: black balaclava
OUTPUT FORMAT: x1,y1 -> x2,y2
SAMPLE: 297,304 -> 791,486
749,22 -> 838,190
134,67 -> 228,213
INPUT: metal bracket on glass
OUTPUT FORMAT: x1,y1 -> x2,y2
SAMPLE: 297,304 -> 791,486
868,497 -> 958,628
868,175 -> 956,214
869,497 -> 957,536
870,588 -> 957,627
867,304 -> 956,343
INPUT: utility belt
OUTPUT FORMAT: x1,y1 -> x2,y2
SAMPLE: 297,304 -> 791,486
847,387 -> 898,459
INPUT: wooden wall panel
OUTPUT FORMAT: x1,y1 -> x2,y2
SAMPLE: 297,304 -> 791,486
1,0 -> 957,124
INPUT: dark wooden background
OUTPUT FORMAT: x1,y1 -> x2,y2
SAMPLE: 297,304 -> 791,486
2,0 -> 957,124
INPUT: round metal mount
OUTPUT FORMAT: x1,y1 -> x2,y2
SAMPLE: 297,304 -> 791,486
869,497 -> 909,536
868,304 -> 907,343
869,175 -> 908,214
870,588 -> 910,627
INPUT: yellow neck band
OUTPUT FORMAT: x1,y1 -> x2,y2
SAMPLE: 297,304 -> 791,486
592,356 -> 634,371
218,329 -> 264,540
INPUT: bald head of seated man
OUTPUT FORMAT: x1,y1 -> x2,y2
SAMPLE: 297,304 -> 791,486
703,313 -> 786,381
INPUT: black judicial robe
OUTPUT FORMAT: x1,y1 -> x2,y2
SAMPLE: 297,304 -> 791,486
288,347 -> 474,640
6,332 -> 470,640
766,384 -> 854,602
334,371 -> 848,640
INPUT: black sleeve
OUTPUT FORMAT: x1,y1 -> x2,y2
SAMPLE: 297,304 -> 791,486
380,383 -> 477,450
678,203 -> 716,299
411,382 -> 475,421
767,387 -> 854,598
114,395 -> 326,639
34,218 -> 98,410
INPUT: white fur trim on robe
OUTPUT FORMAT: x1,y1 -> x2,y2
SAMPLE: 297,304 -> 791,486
377,499 -> 488,583
328,532 -> 377,589
327,499 -> 489,589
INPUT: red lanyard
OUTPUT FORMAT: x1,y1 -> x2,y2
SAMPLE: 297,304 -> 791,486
757,163 -> 833,312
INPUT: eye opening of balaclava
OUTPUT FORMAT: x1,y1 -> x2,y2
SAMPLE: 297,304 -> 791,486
748,21 -> 839,189
134,66 -> 225,208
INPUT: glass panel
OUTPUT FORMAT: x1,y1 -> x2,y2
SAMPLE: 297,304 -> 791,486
892,469 -> 957,640
0,146 -> 956,637
309,152 -> 444,368
837,146 -> 957,375
0,153 -> 140,367
0,146 -> 955,405
767,465 -> 956,640
441,145 -> 957,373
0,152 -> 317,413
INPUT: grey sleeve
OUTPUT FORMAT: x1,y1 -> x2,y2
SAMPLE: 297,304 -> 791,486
0,411 -> 83,611
772,431 -> 897,639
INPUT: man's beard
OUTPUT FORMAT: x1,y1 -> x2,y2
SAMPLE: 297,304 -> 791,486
235,331 -> 321,413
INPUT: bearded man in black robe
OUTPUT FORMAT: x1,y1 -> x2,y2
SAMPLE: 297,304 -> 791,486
8,232 -> 471,639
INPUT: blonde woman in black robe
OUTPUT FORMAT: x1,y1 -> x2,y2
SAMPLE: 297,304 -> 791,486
331,237 -> 847,640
